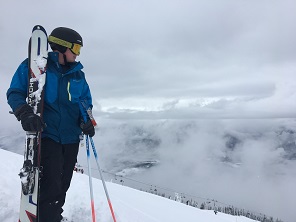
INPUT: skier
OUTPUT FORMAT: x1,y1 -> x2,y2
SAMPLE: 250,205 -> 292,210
7,27 -> 95,222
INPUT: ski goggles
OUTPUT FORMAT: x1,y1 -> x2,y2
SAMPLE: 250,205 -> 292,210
48,36 -> 82,55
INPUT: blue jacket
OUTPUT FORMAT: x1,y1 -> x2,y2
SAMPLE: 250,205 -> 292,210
7,52 -> 92,144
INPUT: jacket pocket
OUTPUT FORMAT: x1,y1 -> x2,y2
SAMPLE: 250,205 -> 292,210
69,78 -> 84,102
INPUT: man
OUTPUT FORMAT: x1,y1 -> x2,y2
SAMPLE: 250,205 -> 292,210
7,27 -> 95,222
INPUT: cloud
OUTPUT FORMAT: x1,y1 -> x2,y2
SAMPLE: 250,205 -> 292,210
1,1 -> 296,119
86,118 -> 296,222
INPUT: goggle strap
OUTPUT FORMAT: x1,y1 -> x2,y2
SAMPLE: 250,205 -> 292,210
48,36 -> 73,49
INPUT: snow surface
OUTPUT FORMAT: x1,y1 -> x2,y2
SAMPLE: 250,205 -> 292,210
0,148 -> 257,222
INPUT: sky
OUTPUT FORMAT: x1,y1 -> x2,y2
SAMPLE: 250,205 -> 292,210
1,0 -> 296,120
0,148 -> 261,222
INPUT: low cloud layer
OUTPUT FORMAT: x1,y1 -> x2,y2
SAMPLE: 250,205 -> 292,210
86,119 -> 296,222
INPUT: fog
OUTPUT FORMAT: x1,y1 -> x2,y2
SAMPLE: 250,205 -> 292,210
78,118 -> 296,222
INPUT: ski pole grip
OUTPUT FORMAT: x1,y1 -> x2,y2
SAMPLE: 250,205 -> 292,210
79,100 -> 97,127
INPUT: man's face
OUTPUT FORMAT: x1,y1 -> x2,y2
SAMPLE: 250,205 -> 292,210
64,48 -> 77,62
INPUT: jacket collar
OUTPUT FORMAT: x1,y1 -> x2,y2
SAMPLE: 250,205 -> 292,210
48,52 -> 84,74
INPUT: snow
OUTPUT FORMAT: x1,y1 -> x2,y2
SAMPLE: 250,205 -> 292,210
30,57 -> 46,114
35,55 -> 47,71
0,148 -> 257,222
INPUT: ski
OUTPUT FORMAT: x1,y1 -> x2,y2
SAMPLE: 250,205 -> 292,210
19,25 -> 48,222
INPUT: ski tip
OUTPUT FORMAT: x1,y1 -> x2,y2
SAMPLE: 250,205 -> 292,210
32,25 -> 47,35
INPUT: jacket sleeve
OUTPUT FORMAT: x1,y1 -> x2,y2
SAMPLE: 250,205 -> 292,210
79,72 -> 93,122
6,59 -> 29,112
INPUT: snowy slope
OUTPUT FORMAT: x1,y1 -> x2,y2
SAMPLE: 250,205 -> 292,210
0,149 -> 256,222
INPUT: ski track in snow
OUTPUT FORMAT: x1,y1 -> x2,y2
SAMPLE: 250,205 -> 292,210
116,199 -> 160,222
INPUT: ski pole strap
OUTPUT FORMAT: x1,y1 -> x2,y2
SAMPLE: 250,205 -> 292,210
80,100 -> 97,127
86,108 -> 97,127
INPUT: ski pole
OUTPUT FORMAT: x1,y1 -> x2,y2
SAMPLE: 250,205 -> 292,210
89,137 -> 117,222
79,101 -> 96,221
85,135 -> 96,222
79,100 -> 116,222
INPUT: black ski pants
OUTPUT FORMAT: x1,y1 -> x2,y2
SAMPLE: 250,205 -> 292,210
38,138 -> 79,222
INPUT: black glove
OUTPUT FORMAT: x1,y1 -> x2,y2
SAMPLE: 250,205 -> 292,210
14,104 -> 45,132
81,120 -> 95,137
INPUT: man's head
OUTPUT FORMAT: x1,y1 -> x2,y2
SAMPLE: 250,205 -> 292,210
48,27 -> 83,56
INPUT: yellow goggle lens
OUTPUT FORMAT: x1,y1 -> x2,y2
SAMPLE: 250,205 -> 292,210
70,43 -> 81,55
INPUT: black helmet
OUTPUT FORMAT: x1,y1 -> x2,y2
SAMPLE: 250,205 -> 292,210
48,27 -> 83,55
